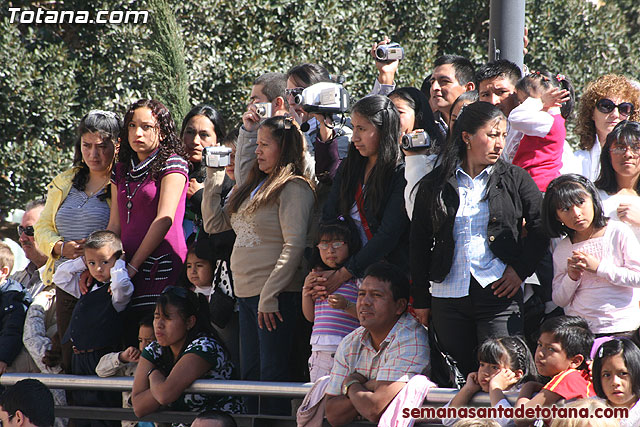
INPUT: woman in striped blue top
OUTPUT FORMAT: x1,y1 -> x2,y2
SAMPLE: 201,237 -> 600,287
35,109 -> 122,372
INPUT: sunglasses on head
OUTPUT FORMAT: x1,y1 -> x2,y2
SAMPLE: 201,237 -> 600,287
596,99 -> 634,117
17,225 -> 35,237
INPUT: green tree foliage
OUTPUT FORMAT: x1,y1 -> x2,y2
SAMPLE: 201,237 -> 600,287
0,19 -> 78,211
146,0 -> 189,126
1,0 -> 639,213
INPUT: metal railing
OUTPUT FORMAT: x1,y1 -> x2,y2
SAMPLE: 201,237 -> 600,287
0,373 -> 519,426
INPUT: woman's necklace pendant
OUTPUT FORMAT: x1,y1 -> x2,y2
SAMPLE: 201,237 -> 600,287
124,168 -> 149,225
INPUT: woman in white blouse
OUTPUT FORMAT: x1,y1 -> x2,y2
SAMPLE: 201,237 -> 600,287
595,120 -> 640,240
572,74 -> 639,181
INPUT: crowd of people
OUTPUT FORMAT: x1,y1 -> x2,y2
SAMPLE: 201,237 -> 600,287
2,38 -> 640,427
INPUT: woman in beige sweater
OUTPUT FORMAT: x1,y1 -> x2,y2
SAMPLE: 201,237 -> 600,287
202,115 -> 315,415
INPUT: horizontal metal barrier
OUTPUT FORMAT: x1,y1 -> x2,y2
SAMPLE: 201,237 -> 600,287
0,373 -> 312,397
0,373 -> 520,426
0,373 -> 519,405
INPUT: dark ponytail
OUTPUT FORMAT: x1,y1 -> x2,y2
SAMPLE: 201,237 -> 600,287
516,71 -> 575,119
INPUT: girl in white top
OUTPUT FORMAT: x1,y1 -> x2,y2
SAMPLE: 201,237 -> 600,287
571,74 -> 639,181
543,174 -> 640,335
595,121 -> 640,241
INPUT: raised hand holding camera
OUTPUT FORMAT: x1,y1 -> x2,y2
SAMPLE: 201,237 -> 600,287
375,42 -> 404,62
253,102 -> 272,119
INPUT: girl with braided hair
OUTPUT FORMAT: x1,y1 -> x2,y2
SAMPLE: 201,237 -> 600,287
444,336 -> 539,426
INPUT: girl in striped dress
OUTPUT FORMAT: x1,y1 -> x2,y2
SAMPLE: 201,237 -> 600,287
108,99 -> 189,346
302,219 -> 362,382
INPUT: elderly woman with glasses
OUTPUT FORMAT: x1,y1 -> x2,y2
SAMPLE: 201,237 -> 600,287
595,121 -> 640,239
571,74 -> 640,181
132,286 -> 243,418
34,110 -> 121,372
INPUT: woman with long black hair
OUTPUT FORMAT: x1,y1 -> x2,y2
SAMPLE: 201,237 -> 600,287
132,287 -> 243,417
410,102 -> 548,377
319,95 -> 409,293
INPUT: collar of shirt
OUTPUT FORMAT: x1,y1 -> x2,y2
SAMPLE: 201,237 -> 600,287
455,163 -> 494,184
358,312 -> 411,354
36,262 -> 47,279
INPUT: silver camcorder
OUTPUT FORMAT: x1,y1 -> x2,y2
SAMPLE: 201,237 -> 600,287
294,82 -> 350,114
254,102 -> 272,119
375,43 -> 404,62
401,131 -> 432,151
203,146 -> 232,167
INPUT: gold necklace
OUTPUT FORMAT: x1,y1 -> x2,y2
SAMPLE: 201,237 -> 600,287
85,177 -> 110,198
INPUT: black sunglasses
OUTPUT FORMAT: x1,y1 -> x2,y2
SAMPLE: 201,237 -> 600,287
596,99 -> 634,117
17,225 -> 35,237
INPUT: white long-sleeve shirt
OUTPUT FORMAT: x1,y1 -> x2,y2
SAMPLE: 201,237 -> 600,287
552,221 -> 640,334
403,154 -> 438,220
52,257 -> 133,312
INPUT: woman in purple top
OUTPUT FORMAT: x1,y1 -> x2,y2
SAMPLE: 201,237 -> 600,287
108,99 -> 188,343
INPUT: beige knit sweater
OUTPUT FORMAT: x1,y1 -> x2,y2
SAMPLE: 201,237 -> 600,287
202,167 -> 315,312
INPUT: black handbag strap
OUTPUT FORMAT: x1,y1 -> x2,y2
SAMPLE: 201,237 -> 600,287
429,322 -> 466,388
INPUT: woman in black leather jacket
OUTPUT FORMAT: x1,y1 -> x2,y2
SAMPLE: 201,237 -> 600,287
320,95 -> 409,293
410,102 -> 548,377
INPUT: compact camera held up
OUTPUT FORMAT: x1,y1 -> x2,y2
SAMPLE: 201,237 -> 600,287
254,102 -> 272,119
293,82 -> 350,114
401,131 -> 432,151
375,43 -> 404,62
203,146 -> 233,167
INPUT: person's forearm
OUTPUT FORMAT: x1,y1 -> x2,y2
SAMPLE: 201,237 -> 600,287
301,294 -> 315,322
132,388 -> 161,418
201,167 -> 232,234
490,388 -> 510,407
346,383 -> 391,423
148,371 -> 180,405
325,396 -> 359,426
95,352 -> 122,377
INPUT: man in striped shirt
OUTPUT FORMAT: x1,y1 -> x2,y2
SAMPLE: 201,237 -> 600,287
324,262 -> 430,425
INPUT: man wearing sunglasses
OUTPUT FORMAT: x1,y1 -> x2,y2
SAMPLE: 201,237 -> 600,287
10,200 -> 48,298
